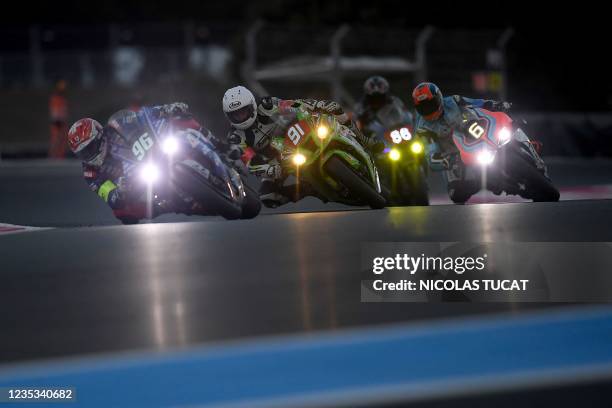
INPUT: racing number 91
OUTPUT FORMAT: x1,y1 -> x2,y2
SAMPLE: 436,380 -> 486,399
287,123 -> 305,145
132,133 -> 154,160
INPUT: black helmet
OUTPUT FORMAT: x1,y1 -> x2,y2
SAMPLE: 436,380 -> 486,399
412,82 -> 444,121
363,76 -> 390,110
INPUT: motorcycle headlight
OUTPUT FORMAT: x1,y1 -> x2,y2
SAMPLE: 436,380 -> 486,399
293,153 -> 306,166
476,150 -> 496,166
497,127 -> 512,146
161,136 -> 179,155
317,125 -> 329,139
388,148 -> 401,161
410,141 -> 424,154
400,127 -> 412,141
140,163 -> 160,183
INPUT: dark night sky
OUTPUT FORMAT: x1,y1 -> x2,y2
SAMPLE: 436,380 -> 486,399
2,0 -> 608,111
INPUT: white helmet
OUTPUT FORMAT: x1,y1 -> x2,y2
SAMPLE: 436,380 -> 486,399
223,85 -> 257,129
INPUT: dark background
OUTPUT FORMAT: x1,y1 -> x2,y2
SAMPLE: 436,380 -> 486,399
1,0 -> 608,112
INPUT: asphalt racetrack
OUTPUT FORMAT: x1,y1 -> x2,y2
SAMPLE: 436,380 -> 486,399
1,159 -> 612,407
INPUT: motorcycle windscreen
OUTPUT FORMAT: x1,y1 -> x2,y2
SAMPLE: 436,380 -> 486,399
107,109 -> 148,144
107,109 -> 159,162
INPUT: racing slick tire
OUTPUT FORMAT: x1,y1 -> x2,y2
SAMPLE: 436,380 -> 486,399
505,149 -> 560,202
407,167 -> 430,206
324,156 -> 386,209
240,182 -> 262,219
172,162 -> 243,220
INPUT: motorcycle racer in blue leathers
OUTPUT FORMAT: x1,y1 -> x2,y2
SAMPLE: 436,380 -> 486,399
412,82 -> 512,203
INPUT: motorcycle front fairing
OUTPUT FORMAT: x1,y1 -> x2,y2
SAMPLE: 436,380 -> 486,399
450,107 -> 551,192
177,129 -> 246,202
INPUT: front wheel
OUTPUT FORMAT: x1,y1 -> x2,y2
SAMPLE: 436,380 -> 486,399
505,148 -> 560,202
172,162 -> 243,220
325,156 -> 386,209
240,182 -> 262,219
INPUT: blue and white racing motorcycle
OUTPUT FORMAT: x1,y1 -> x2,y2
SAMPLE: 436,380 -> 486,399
107,108 -> 260,223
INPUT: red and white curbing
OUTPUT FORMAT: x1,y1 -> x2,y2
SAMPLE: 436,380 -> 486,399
430,184 -> 612,205
0,223 -> 51,236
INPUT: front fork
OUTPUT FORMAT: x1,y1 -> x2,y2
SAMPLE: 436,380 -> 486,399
512,128 -> 549,177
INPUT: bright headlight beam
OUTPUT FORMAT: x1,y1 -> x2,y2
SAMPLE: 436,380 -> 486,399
161,136 -> 179,155
410,141 -> 424,154
498,127 -> 512,145
140,163 -> 160,183
293,153 -> 306,166
317,125 -> 329,139
476,150 -> 496,166
389,148 -> 401,161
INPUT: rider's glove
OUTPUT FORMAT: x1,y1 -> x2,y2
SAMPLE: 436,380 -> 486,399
265,164 -> 282,180
162,102 -> 190,117
489,101 -> 512,112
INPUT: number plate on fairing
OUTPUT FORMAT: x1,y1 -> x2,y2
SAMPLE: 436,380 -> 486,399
284,121 -> 311,146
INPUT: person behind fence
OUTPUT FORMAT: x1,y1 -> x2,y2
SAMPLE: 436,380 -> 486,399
48,79 -> 69,159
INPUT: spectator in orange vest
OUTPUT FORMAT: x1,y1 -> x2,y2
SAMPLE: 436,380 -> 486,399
49,79 -> 69,158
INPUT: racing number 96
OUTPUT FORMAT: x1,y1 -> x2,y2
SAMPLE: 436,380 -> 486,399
132,133 -> 154,160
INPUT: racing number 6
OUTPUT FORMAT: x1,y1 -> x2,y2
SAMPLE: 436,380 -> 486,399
468,122 -> 485,139
132,133 -> 154,160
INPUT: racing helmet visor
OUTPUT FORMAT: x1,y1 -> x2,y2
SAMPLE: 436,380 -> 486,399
76,135 -> 104,162
365,93 -> 387,110
226,105 -> 255,125
415,95 -> 442,118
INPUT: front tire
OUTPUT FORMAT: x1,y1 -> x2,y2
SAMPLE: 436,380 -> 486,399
325,156 -> 386,209
240,183 -> 262,219
172,162 -> 243,220
505,149 -> 560,202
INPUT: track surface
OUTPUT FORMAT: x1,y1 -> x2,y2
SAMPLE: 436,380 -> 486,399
1,159 -> 612,364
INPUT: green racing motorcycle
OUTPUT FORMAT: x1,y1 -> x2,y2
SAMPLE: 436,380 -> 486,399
265,110 -> 386,209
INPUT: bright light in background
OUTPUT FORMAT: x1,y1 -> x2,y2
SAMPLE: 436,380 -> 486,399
410,141 -> 424,154
388,148 -> 401,161
317,125 -> 329,139
293,153 -> 306,166
476,150 -> 496,166
140,163 -> 160,183
498,127 -> 512,145
161,136 -> 179,155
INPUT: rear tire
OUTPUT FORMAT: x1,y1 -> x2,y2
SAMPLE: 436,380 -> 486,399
505,149 -> 560,202
407,167 -> 429,206
118,217 -> 140,225
172,162 -> 243,220
324,156 -> 386,209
